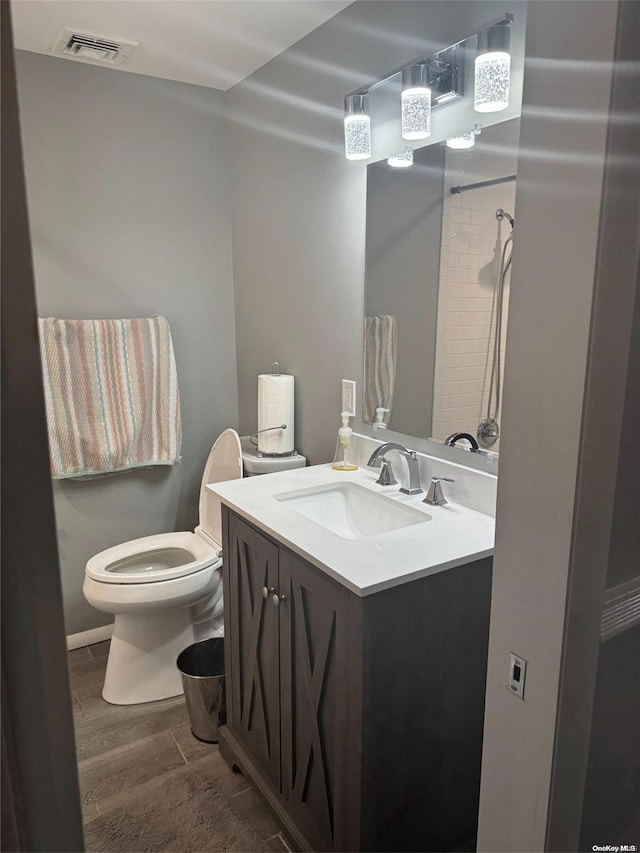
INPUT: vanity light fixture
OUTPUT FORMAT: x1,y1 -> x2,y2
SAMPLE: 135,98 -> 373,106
342,14 -> 512,162
387,146 -> 414,168
401,64 -> 431,140
446,123 -> 482,149
344,94 -> 371,161
474,21 -> 511,113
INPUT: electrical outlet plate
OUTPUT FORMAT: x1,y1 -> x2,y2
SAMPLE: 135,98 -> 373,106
509,653 -> 527,699
342,380 -> 356,417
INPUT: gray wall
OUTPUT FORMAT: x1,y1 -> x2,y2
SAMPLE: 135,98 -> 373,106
228,0 -> 527,464
607,279 -> 640,588
579,52 -> 640,841
580,627 -> 640,848
15,52 -> 238,635
477,2 -> 630,850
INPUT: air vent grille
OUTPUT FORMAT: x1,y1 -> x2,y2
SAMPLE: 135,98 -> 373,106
53,28 -> 138,65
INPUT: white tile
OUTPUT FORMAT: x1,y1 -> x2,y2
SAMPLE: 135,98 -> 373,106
450,208 -> 471,224
443,326 -> 465,340
459,254 -> 480,270
454,340 -> 475,354
448,268 -> 474,284
469,241 -> 494,256
462,326 -> 485,340
453,312 -> 471,326
471,210 -> 491,226
462,352 -> 486,367
449,237 -> 470,254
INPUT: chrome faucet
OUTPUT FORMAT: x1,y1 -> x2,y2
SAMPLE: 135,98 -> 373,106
444,432 -> 479,452
367,442 -> 423,495
424,476 -> 455,506
375,457 -> 397,487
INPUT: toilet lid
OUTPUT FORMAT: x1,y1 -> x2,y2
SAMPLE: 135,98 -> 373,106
197,428 -> 243,545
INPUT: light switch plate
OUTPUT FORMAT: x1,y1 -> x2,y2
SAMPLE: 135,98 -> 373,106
509,653 -> 527,699
342,380 -> 356,417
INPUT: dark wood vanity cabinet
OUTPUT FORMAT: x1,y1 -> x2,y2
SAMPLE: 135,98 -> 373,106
220,506 -> 492,853
225,513 -> 281,788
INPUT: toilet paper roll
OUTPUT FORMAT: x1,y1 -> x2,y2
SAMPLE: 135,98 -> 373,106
258,374 -> 294,454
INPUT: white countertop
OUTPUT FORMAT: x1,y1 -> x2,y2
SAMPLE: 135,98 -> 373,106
209,464 -> 495,597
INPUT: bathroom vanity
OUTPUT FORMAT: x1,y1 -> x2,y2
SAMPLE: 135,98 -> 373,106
212,465 -> 494,852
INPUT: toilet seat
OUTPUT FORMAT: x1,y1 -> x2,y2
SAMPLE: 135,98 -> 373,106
85,531 -> 220,585
86,428 -> 243,586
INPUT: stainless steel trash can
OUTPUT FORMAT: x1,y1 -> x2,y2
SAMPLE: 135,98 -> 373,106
176,638 -> 225,743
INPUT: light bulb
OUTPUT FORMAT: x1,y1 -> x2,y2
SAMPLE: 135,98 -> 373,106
474,24 -> 511,113
401,65 -> 431,141
344,115 -> 371,160
447,132 -> 475,150
344,93 -> 371,161
401,89 -> 431,140
474,52 -> 510,113
447,124 -> 481,149
387,147 -> 414,168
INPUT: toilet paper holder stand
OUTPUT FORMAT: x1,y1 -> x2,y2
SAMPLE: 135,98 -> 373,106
250,424 -> 298,458
250,363 -> 298,457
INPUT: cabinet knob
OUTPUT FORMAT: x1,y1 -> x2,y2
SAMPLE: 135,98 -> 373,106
272,593 -> 286,607
262,586 -> 275,599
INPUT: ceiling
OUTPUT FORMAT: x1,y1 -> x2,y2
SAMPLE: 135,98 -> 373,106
11,0 -> 353,91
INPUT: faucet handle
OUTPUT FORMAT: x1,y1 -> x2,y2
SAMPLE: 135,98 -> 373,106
423,476 -> 455,506
375,457 -> 397,487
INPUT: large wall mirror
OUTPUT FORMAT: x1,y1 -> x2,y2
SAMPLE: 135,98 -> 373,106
364,119 -> 520,453
358,10 -> 525,462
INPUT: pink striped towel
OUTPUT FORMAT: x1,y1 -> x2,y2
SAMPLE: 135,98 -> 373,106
38,317 -> 182,479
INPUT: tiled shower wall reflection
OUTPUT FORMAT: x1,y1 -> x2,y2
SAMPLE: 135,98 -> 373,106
431,121 -> 519,452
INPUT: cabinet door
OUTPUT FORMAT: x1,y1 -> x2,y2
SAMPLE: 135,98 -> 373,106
226,513 -> 281,788
279,549 -> 354,852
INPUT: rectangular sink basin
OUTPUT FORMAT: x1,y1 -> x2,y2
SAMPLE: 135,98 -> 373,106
274,482 -> 431,540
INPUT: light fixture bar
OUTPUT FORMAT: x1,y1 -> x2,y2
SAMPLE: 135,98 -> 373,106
344,12 -> 512,102
345,43 -> 464,110
342,12 -> 513,164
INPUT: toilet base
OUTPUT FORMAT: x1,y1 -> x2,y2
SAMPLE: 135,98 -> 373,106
103,610 -> 195,705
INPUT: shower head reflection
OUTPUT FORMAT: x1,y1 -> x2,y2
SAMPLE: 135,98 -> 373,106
496,208 -> 515,227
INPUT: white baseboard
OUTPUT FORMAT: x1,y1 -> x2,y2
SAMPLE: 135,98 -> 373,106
66,623 -> 113,651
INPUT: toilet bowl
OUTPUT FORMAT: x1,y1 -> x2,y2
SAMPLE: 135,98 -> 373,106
83,428 -> 243,705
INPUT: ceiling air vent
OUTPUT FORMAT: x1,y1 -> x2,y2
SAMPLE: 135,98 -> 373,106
53,28 -> 138,66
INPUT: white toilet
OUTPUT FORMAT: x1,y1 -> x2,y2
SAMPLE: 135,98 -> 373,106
83,428 -> 243,705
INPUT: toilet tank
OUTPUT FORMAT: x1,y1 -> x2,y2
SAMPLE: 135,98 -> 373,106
240,436 -> 307,476
196,431 -> 308,545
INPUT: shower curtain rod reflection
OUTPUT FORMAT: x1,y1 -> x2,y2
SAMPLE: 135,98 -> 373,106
450,174 -> 517,195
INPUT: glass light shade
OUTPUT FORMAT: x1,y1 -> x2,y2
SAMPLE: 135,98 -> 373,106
401,87 -> 431,140
387,147 -> 414,168
344,114 -> 371,161
474,52 -> 510,113
446,132 -> 476,150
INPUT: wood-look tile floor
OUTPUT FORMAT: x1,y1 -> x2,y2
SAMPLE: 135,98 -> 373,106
69,642 -> 292,853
